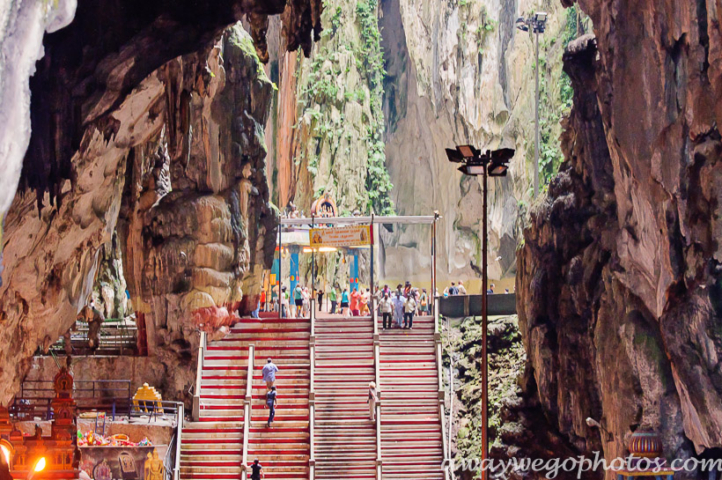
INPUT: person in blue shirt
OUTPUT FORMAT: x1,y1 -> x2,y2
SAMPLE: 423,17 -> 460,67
265,386 -> 277,428
340,288 -> 350,316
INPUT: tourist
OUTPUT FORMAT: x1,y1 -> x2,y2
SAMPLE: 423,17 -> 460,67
488,284 -> 495,294
260,289 -> 266,312
251,298 -> 260,319
280,287 -> 290,318
396,284 -> 403,296
458,281 -> 467,295
302,287 -> 311,317
317,288 -> 324,311
505,288 -> 510,294
329,286 -> 338,314
262,358 -> 279,390
271,285 -> 279,313
392,291 -> 405,328
403,293 -> 417,329
403,281 -> 412,298
293,284 -> 303,317
448,282 -> 459,295
350,288 -> 361,317
360,288 -> 370,316
419,288 -> 429,315
368,381 -> 378,421
265,386 -> 277,428
340,288 -> 350,316
379,293 -> 393,329
250,459 -> 264,480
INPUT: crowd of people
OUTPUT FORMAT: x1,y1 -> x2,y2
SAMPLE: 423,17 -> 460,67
256,279 -> 514,322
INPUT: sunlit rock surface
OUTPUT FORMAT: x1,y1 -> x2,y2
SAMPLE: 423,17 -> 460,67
519,0 -> 722,469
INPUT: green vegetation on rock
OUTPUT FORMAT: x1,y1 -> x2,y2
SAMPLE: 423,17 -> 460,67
294,0 -> 394,215
443,316 -> 526,470
537,6 -> 589,190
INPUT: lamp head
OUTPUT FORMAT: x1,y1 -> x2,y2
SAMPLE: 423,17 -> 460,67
458,164 -> 485,176
457,145 -> 479,159
534,11 -> 548,23
445,148 -> 464,163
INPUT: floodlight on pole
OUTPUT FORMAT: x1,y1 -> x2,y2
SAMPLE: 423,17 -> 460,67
445,145 -> 513,480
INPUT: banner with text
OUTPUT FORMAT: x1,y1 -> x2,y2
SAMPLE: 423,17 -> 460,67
310,226 -> 371,248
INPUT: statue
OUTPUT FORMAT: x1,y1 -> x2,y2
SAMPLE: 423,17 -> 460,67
77,302 -> 104,350
144,449 -> 164,480
239,162 -> 259,222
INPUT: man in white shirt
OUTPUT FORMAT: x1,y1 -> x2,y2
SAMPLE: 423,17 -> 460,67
403,295 -> 417,329
458,281 -> 467,295
379,294 -> 393,330
262,358 -> 279,390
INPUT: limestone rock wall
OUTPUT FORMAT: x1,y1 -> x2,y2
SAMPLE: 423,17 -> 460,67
380,0 -> 569,286
266,0 -> 573,289
0,24 -> 275,405
518,0 -> 722,471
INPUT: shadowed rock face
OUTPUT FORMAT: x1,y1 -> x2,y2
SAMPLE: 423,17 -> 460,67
0,24 -> 275,405
518,0 -> 722,469
21,0 -> 322,212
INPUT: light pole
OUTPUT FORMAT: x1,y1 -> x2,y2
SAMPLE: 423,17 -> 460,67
445,145 -> 514,480
516,12 -> 548,197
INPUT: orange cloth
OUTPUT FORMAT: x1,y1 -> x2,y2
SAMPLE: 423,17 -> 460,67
350,291 -> 361,310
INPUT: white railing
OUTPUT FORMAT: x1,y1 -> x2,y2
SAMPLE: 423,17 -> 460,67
241,345 -> 254,480
171,402 -> 184,480
373,303 -> 382,479
309,299 -> 316,480
435,301 -> 451,480
192,331 -> 207,421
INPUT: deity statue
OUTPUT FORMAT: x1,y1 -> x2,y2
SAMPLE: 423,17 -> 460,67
77,302 -> 104,350
144,449 -> 164,480
239,162 -> 258,222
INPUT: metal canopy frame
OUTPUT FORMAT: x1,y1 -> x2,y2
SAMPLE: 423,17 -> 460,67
276,213 -> 440,317
280,215 -> 436,226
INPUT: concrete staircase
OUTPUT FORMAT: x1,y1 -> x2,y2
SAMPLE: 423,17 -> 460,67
378,315 -> 445,480
181,312 -> 447,480
314,317 -> 377,479
246,318 -> 311,479
183,318 -> 310,480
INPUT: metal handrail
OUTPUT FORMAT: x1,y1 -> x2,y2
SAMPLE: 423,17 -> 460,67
11,379 -> 132,420
309,302 -> 316,479
435,301 -> 451,479
373,306 -> 382,479
192,331 -> 206,421
242,345 -> 254,479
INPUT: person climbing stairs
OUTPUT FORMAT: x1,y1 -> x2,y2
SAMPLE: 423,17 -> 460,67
182,317 -> 311,480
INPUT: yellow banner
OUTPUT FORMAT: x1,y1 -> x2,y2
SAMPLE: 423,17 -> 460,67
310,226 -> 371,247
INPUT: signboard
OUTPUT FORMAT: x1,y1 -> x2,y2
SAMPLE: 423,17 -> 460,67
310,226 -> 371,248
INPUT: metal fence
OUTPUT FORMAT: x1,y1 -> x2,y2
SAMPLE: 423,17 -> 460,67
10,379 -> 132,421
47,317 -> 138,355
